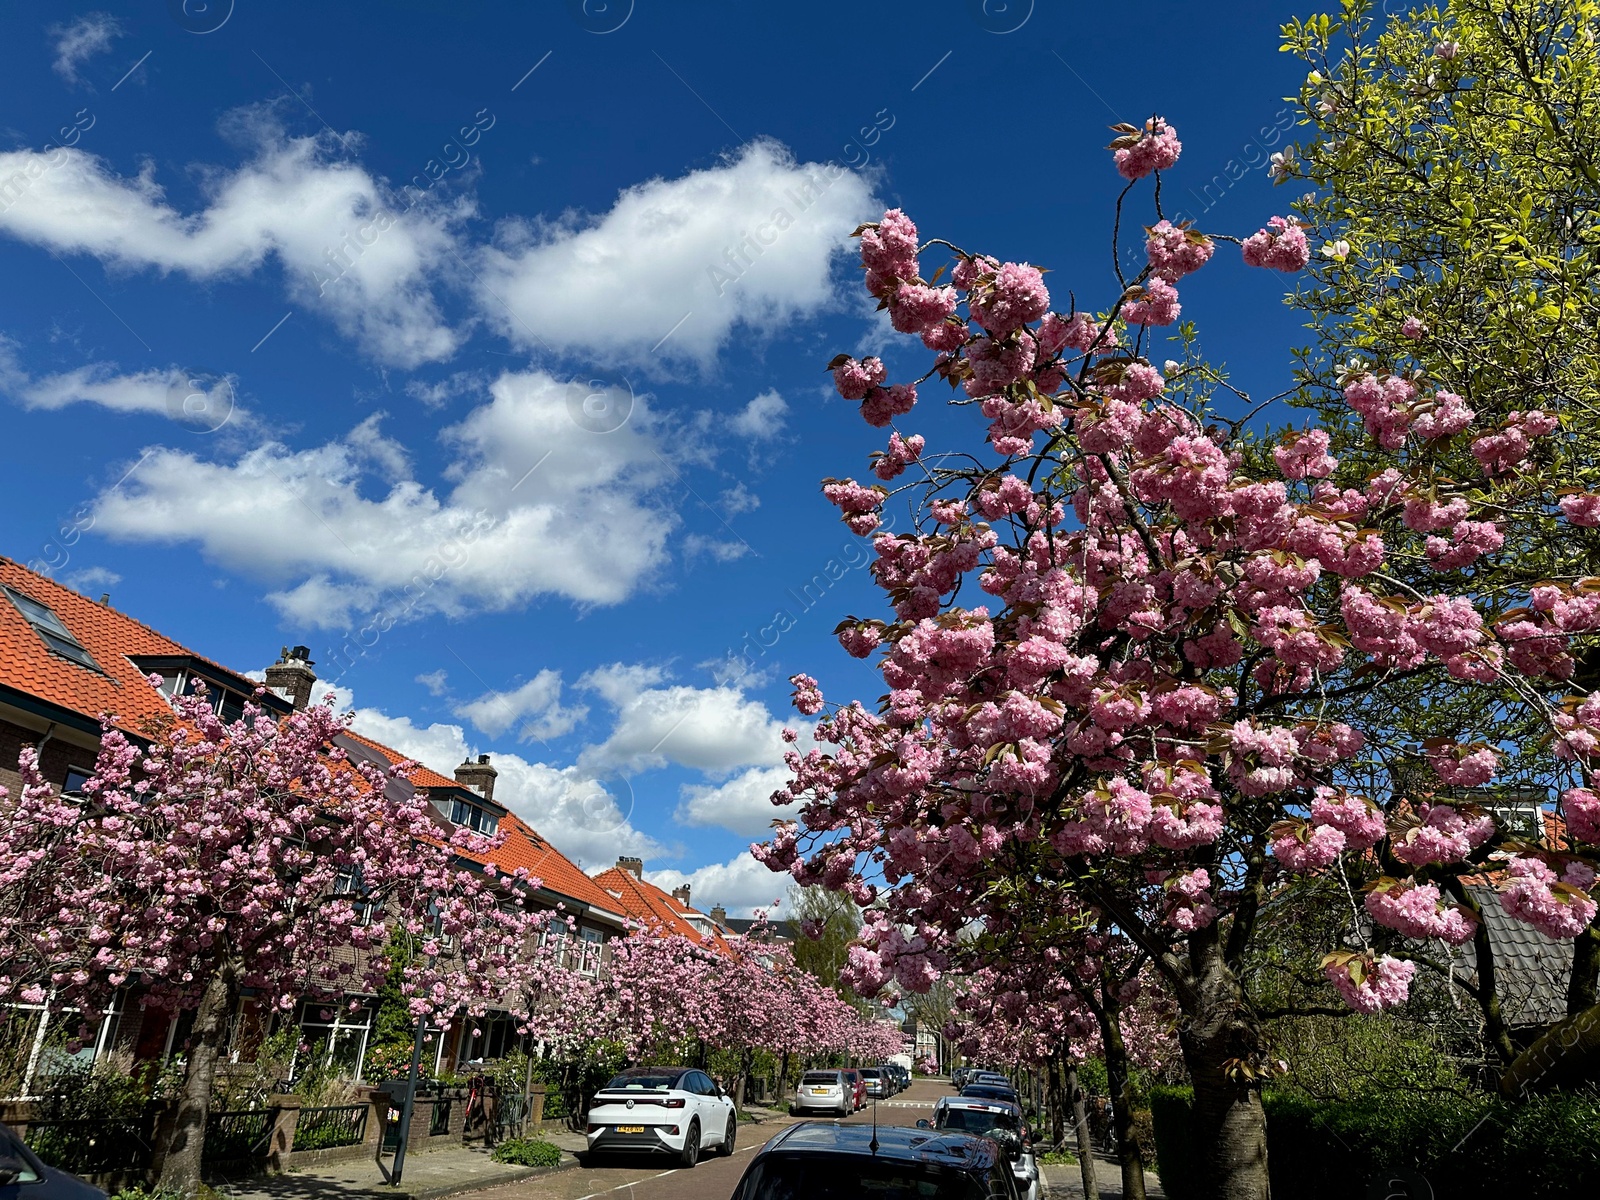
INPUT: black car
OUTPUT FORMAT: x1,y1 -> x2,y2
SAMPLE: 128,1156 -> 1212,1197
0,1124 -> 106,1200
960,1083 -> 1023,1107
728,1120 -> 1020,1199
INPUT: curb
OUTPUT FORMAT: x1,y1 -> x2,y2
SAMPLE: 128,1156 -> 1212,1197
401,1155 -> 585,1200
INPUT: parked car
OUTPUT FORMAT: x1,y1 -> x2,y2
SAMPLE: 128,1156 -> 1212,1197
583,1065 -> 735,1167
790,1069 -> 852,1117
859,1068 -> 891,1099
972,1071 -> 1011,1087
951,1065 -> 971,1089
930,1096 -> 1040,1200
0,1123 -> 105,1200
728,1120 -> 1021,1199
961,1082 -> 1023,1108
839,1067 -> 867,1110
885,1063 -> 909,1092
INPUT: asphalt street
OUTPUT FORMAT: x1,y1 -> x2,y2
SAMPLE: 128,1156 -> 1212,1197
474,1078 -> 952,1200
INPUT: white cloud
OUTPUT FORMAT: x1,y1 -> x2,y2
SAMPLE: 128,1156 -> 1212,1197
341,705 -> 662,870
10,361 -> 243,430
718,483 -> 759,516
677,764 -> 801,838
475,140 -> 877,367
578,663 -> 669,707
415,669 -> 449,696
579,674 -> 789,775
683,534 -> 751,563
729,390 -> 787,440
50,14 -> 121,84
61,565 -> 121,594
87,370 -> 680,628
453,668 -> 588,742
647,853 -> 788,920
0,120 -> 464,366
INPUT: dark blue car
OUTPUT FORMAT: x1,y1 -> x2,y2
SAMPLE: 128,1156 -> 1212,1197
0,1124 -> 106,1200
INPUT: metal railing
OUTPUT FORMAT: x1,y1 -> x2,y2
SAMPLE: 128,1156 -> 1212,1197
23,1115 -> 153,1175
292,1103 -> 367,1151
205,1108 -> 274,1163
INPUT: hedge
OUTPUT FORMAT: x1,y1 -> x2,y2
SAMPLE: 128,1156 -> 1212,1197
1148,1084 -> 1600,1199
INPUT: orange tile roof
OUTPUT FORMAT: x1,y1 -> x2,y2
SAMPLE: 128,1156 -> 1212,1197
341,729 -> 462,791
0,557 -> 262,735
591,866 -> 731,953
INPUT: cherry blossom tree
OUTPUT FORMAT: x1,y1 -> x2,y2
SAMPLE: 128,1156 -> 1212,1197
757,108 -> 1600,1199
0,690 -> 546,1196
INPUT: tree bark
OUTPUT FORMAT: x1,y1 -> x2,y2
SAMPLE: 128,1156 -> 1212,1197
156,958 -> 240,1198
733,1047 -> 752,1113
1099,994 -> 1148,1200
776,1050 -> 791,1106
1567,926 -> 1600,1016
1446,879 -> 1518,1069
1064,1060 -> 1100,1200
1046,1052 -> 1066,1149
1177,933 -> 1271,1200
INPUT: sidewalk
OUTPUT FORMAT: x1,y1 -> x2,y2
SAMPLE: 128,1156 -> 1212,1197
1040,1153 -> 1166,1199
218,1104 -> 792,1200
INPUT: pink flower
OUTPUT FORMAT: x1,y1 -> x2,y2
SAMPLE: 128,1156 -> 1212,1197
1310,788 -> 1386,851
1324,953 -> 1415,1013
1410,391 -> 1474,440
872,432 -> 926,481
1427,742 -> 1499,787
1364,881 -> 1477,945
1144,220 -> 1214,280
1401,316 -> 1428,339
891,283 -> 958,335
860,209 -> 920,280
1163,868 -> 1218,931
1424,519 -> 1504,571
1055,312 -> 1118,355
1112,117 -> 1182,180
1563,788 -> 1600,843
1470,410 -> 1557,476
832,356 -> 886,401
969,263 -> 1051,335
1122,277 -> 1181,326
1271,820 -> 1346,872
1241,217 -> 1311,271
1273,430 -> 1337,480
1501,855 -> 1598,939
1390,803 -> 1496,867
1560,494 -> 1600,527
861,383 -> 918,428
790,673 -> 824,715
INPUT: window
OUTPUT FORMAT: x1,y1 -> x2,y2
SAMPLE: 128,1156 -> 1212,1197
449,796 -> 498,835
333,867 -> 377,926
578,927 -> 604,976
427,901 -> 458,951
291,1000 -> 373,1081
5,588 -> 98,671
63,767 -> 92,797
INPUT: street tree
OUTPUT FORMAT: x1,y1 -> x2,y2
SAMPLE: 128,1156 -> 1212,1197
756,99 -> 1600,1198
0,690 -> 545,1196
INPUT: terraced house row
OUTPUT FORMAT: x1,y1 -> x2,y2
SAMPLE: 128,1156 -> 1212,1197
0,556 -> 739,1097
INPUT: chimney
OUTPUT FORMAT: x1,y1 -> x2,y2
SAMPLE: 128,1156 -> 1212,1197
710,905 -> 727,924
454,753 -> 497,803
264,645 -> 317,711
616,856 -> 644,879
672,884 -> 692,909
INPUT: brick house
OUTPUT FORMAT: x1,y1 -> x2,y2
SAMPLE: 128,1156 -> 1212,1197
0,557 -> 626,1093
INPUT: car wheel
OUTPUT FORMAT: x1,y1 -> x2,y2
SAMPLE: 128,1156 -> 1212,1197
679,1120 -> 700,1167
717,1114 -> 736,1156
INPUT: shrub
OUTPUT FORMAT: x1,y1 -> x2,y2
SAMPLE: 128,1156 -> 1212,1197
1148,1085 -> 1600,1199
490,1136 -> 562,1168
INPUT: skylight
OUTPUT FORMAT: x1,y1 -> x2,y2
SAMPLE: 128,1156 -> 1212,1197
5,588 -> 99,670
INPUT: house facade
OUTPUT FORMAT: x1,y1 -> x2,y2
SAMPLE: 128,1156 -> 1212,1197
0,557 -> 627,1094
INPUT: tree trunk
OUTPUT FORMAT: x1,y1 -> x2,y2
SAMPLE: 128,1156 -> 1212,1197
1447,880 -> 1518,1069
1177,935 -> 1270,1200
1046,1052 -> 1066,1149
1100,995 -> 1147,1200
156,959 -> 239,1197
733,1047 -> 752,1113
1567,926 -> 1600,1016
776,1050 -> 791,1106
1064,1060 -> 1100,1200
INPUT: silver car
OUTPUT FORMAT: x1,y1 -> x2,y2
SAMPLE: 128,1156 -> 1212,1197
789,1069 -> 851,1117
929,1095 -> 1040,1200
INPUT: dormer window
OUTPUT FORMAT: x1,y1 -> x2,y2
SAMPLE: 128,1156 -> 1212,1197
5,588 -> 98,671
449,796 -> 498,835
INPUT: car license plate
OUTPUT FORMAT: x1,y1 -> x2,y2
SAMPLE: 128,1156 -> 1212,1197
615,1125 -> 645,1134
811,1088 -> 829,1094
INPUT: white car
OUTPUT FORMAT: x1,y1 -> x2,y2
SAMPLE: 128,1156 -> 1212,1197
790,1069 -> 852,1116
585,1066 -> 737,1166
930,1094 -> 1040,1200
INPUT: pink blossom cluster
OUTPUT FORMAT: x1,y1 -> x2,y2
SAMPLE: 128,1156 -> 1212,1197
1273,429 -> 1337,480
1145,220 -> 1214,280
1559,493 -> 1600,526
1390,803 -> 1497,867
1427,741 -> 1499,786
1164,868 -> 1219,931
1112,117 -> 1182,180
1323,953 -> 1416,1013
1563,787 -> 1600,843
1241,217 -> 1311,271
1364,880 -> 1477,945
1342,374 -> 1418,449
1470,410 -> 1558,476
873,432 -> 925,481
1500,855 -> 1598,939
1123,277 -> 1182,326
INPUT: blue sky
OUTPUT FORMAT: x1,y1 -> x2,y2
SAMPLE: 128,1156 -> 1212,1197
0,0 -> 1317,912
